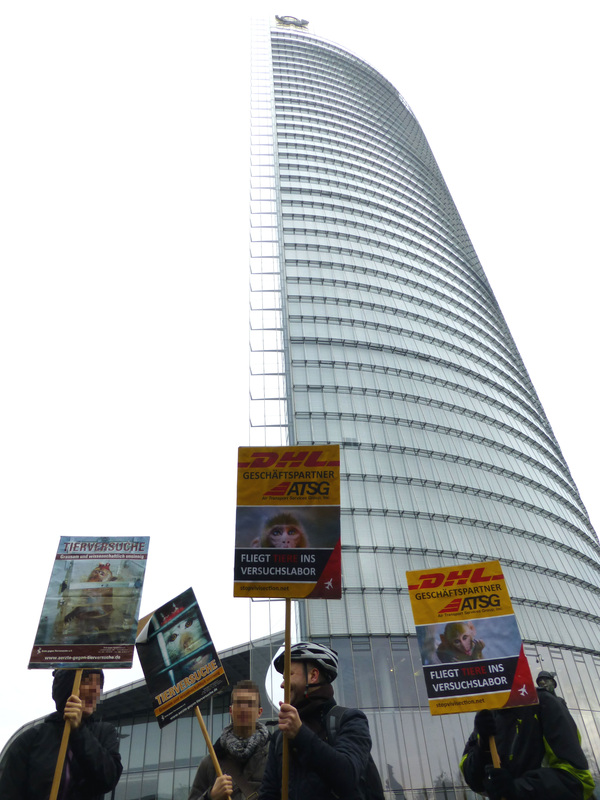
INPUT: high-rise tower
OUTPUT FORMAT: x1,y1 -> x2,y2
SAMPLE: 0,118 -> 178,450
250,17 -> 600,795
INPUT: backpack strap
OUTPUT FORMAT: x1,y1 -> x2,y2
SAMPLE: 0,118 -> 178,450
324,706 -> 385,800
325,704 -> 349,744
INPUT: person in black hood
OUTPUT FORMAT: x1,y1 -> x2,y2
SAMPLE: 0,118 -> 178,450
0,668 -> 122,800
460,683 -> 594,800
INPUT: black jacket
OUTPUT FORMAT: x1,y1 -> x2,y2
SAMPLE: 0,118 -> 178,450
188,730 -> 270,800
0,711 -> 122,800
259,698 -> 372,800
460,689 -> 594,800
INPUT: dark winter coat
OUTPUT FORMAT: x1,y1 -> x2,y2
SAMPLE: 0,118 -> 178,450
188,729 -> 269,800
0,711 -> 122,800
460,688 -> 594,800
258,698 -> 372,800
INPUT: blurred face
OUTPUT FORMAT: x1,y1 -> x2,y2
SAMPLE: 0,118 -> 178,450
230,689 -> 262,737
283,661 -> 320,707
79,673 -> 103,717
537,677 -> 556,693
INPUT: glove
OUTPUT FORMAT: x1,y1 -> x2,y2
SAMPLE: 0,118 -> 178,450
474,709 -> 497,739
485,766 -> 516,800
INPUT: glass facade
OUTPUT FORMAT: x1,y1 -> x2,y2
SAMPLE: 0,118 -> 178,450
249,15 -> 600,799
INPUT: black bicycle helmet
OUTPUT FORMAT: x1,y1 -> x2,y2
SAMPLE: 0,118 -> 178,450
273,642 -> 339,682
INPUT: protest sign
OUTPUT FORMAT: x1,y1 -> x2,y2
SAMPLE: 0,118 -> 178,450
234,445 -> 341,598
30,536 -> 149,668
406,560 -> 537,715
136,587 -> 227,727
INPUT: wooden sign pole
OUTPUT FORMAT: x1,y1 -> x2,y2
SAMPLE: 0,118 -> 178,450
49,669 -> 83,800
194,704 -> 231,798
281,597 -> 291,800
490,735 -> 501,768
194,705 -> 223,776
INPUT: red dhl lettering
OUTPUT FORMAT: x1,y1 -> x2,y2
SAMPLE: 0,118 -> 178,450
408,567 -> 503,591
238,450 -> 339,469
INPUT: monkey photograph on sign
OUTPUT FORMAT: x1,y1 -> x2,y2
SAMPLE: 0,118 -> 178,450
62,562 -> 117,632
436,621 -> 485,663
417,616 -> 522,666
236,505 -> 339,549
39,557 -> 144,645
251,512 -> 309,548
137,589 -> 215,683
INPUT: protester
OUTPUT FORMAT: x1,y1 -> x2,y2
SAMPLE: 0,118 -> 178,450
0,668 -> 122,800
258,642 -> 376,800
189,679 -> 269,800
536,669 -> 571,707
460,681 -> 594,800
536,669 -> 558,694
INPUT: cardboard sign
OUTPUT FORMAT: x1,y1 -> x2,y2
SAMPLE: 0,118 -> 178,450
234,445 -> 341,598
136,588 -> 228,727
30,536 -> 149,668
406,560 -> 537,714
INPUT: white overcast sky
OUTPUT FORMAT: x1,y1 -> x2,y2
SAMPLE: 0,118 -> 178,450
1,2 -> 598,752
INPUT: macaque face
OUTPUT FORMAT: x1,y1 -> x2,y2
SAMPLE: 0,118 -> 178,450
265,523 -> 304,548
88,564 -> 113,582
165,617 -> 207,662
451,625 -> 474,656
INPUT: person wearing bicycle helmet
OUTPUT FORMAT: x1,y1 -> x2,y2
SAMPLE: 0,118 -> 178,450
259,642 -> 375,800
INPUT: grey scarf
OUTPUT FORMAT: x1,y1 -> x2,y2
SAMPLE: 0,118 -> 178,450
219,722 -> 269,761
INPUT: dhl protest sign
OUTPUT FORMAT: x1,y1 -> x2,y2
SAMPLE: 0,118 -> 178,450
136,588 -> 228,727
30,536 -> 149,669
406,560 -> 537,715
234,445 -> 341,599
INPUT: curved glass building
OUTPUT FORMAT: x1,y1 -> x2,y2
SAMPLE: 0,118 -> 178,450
249,16 -> 600,797
3,18 -> 599,800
